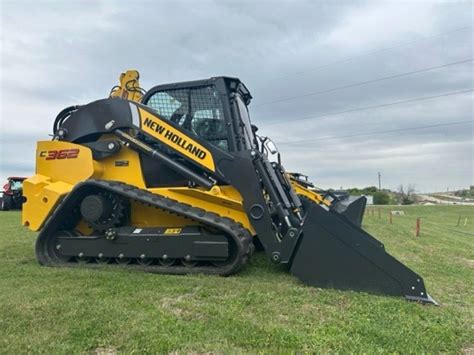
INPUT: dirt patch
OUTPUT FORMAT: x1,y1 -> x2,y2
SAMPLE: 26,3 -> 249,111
462,346 -> 474,355
159,295 -> 193,318
459,258 -> 474,267
93,347 -> 117,355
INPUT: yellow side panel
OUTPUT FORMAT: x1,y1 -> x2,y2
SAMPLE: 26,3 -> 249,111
131,203 -> 196,228
148,186 -> 255,234
36,141 -> 96,184
96,147 -> 146,188
23,141 -> 98,231
22,175 -> 72,231
130,185 -> 254,234
138,107 -> 216,172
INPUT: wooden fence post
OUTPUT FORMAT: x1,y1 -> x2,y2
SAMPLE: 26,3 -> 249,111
389,211 -> 392,224
457,215 -> 461,227
415,218 -> 421,237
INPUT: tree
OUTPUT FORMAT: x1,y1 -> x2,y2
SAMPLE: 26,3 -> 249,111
397,184 -> 415,205
363,186 -> 378,194
346,187 -> 362,195
346,186 -> 379,196
373,191 -> 390,205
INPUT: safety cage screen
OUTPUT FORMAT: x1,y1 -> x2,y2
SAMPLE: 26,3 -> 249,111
146,85 -> 229,151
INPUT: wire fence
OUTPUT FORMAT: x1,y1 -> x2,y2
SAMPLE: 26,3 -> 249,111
364,207 -> 474,237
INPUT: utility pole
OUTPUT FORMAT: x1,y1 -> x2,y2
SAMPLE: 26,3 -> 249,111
378,172 -> 381,191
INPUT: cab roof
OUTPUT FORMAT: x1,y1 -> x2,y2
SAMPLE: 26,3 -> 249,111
7,177 -> 27,181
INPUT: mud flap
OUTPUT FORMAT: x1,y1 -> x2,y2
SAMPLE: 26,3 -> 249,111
331,196 -> 367,227
290,202 -> 436,304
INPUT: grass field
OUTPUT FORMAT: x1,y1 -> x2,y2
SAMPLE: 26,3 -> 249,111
0,205 -> 473,353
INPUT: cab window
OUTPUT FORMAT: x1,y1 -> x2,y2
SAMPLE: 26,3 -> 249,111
146,86 -> 229,151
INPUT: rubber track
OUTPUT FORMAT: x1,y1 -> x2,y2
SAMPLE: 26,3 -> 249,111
35,179 -> 253,276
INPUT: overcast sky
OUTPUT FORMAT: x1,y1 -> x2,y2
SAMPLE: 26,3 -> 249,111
0,0 -> 472,192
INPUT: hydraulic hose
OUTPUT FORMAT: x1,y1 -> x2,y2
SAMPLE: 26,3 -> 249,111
53,105 -> 81,135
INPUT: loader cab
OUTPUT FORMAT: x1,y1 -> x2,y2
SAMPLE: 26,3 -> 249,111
142,77 -> 256,153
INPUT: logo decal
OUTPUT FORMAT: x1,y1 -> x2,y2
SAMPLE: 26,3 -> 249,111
139,109 -> 216,172
39,149 -> 79,160
142,117 -> 207,160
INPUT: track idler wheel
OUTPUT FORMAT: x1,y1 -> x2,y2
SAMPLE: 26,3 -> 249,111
95,254 -> 111,264
182,256 -> 198,267
158,256 -> 176,267
115,255 -> 131,265
76,254 -> 91,263
52,231 -> 91,263
137,255 -> 154,266
50,230 -> 80,263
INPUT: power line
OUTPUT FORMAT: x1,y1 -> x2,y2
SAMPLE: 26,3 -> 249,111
255,58 -> 473,107
278,120 -> 474,146
264,89 -> 473,126
267,24 -> 473,81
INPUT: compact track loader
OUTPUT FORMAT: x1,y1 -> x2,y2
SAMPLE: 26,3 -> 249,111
22,70 -> 435,303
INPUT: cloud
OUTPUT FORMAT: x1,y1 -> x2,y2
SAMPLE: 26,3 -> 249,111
322,1 -> 436,51
0,0 -> 472,191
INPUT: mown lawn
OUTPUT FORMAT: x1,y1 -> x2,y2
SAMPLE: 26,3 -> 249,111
0,205 -> 473,353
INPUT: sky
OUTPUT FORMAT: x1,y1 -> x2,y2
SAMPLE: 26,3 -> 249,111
0,0 -> 472,192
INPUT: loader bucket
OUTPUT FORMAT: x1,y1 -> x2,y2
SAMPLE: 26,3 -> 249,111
290,202 -> 436,304
332,195 -> 367,227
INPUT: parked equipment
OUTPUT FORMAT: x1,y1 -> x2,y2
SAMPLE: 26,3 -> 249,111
1,177 -> 26,210
22,71 -> 435,303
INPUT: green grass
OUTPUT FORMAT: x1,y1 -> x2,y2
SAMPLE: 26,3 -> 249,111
0,205 -> 473,354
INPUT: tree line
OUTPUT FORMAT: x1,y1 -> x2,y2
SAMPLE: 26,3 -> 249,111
344,185 -> 416,205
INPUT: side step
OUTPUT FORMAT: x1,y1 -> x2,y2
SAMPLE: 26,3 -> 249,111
290,202 -> 436,304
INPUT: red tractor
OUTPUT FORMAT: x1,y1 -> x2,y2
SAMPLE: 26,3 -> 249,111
0,177 -> 26,210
